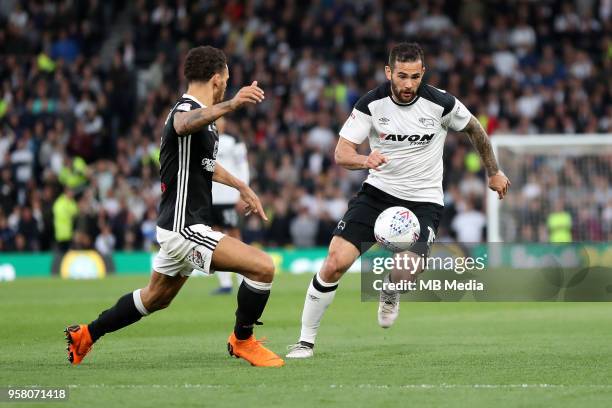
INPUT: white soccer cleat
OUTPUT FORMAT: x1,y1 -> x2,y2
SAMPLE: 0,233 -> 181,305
286,343 -> 314,359
378,291 -> 400,328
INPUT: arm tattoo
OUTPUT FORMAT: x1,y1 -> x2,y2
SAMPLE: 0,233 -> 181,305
174,100 -> 233,135
462,116 -> 499,176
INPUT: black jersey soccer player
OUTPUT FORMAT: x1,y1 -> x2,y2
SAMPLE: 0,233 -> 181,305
65,46 -> 284,367
286,43 -> 511,359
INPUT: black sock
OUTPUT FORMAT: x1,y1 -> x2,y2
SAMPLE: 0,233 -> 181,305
234,280 -> 271,340
88,291 -> 146,342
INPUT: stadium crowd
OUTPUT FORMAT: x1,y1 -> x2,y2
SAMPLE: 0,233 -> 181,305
0,0 -> 610,252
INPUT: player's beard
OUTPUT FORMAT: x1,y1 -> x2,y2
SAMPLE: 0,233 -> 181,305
213,84 -> 226,104
390,79 -> 417,104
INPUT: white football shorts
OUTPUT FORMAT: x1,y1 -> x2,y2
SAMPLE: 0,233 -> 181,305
153,225 -> 225,277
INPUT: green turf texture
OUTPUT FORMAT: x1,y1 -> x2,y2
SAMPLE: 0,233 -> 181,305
1,273 -> 612,408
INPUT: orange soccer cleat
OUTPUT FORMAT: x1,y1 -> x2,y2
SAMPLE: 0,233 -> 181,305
64,324 -> 94,365
227,333 -> 285,367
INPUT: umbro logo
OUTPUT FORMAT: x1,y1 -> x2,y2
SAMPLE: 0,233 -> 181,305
419,118 -> 435,128
378,117 -> 390,125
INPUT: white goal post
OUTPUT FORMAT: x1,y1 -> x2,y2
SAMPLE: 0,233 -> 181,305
487,134 -> 612,243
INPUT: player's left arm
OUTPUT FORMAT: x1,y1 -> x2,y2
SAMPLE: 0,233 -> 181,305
213,162 -> 267,221
461,116 -> 511,199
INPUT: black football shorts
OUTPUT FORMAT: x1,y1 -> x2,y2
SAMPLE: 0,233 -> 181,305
211,204 -> 239,229
333,183 -> 443,255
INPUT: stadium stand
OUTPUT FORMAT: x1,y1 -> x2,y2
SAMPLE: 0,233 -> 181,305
0,0 -> 610,252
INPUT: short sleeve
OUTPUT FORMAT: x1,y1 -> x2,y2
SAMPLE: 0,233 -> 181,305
175,102 -> 193,112
444,98 -> 472,131
339,109 -> 373,144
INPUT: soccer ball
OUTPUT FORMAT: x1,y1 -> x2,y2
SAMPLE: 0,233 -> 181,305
374,206 -> 420,252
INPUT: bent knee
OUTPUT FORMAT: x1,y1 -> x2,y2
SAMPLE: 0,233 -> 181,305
248,253 -> 275,283
259,254 -> 276,282
320,251 -> 350,282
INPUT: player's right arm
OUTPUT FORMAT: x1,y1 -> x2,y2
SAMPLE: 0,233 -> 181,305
336,96 -> 388,171
173,82 -> 264,136
335,138 -> 388,170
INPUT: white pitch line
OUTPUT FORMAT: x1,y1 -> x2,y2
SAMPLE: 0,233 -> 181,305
64,384 -> 612,390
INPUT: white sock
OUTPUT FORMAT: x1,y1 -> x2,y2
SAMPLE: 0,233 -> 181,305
216,271 -> 233,288
133,289 -> 149,316
299,271 -> 339,346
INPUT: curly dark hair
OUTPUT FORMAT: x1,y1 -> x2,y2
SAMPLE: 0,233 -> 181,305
183,46 -> 227,83
388,42 -> 425,69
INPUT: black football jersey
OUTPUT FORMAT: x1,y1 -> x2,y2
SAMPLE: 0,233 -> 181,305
157,94 -> 219,231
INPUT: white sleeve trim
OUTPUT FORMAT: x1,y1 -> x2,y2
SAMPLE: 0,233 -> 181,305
176,102 -> 192,112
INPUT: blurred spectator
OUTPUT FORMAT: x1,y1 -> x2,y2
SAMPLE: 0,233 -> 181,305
16,206 -> 40,251
451,200 -> 486,242
52,188 -> 78,252
95,224 -> 116,256
547,201 -> 573,243
290,206 -> 318,248
58,156 -> 89,191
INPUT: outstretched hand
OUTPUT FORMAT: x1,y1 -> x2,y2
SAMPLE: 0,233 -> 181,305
230,81 -> 265,110
239,184 -> 268,221
488,170 -> 511,199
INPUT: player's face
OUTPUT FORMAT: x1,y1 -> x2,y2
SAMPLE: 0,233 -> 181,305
385,60 -> 425,104
212,66 -> 229,104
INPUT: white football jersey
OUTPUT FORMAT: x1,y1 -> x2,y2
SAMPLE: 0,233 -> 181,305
212,133 -> 250,205
339,82 -> 472,205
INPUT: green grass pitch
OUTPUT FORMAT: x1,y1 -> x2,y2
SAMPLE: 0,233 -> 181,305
1,273 -> 612,407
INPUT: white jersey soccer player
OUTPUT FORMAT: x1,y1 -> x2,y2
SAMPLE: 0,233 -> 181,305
287,42 -> 510,359
210,118 -> 250,293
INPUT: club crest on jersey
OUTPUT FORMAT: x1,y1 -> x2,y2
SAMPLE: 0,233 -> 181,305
418,118 -> 435,128
379,133 -> 435,145
187,248 -> 205,269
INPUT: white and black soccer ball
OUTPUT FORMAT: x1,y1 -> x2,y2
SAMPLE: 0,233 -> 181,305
374,206 -> 421,252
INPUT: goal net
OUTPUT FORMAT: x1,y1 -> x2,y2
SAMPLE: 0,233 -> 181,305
487,135 -> 612,243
